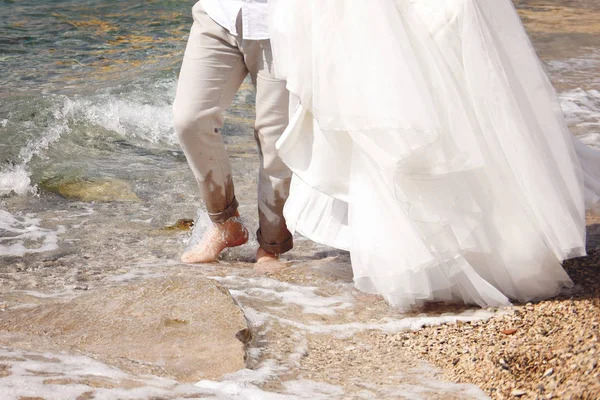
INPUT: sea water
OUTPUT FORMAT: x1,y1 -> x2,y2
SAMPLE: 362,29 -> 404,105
1,0 -> 599,399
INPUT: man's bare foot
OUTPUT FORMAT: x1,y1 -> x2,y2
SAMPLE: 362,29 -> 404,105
256,247 -> 279,263
181,215 -> 248,263
254,248 -> 291,273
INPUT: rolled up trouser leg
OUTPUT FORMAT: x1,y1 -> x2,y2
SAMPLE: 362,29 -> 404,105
243,40 -> 294,254
173,2 -> 248,223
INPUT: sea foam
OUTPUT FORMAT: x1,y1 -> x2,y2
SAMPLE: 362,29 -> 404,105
559,88 -> 600,148
0,210 -> 64,257
60,78 -> 178,146
0,165 -> 32,196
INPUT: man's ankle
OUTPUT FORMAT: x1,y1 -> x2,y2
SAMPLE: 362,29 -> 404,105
256,247 -> 279,263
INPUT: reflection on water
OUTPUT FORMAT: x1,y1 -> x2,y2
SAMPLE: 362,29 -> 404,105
0,0 -> 191,94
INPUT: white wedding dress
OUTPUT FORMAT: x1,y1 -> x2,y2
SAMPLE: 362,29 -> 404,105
268,0 -> 600,309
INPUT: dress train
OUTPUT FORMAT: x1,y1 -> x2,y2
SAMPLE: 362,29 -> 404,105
268,0 -> 600,309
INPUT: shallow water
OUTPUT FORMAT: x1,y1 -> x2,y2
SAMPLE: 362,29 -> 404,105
1,0 -> 600,398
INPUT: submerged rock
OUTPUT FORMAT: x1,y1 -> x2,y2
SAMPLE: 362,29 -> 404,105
162,218 -> 195,231
40,176 -> 140,202
0,277 -> 249,382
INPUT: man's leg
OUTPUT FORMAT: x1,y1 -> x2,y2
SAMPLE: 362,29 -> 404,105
243,40 -> 294,262
173,3 -> 249,263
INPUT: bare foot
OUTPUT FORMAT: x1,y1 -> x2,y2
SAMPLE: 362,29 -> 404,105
181,215 -> 248,263
254,248 -> 291,273
256,247 -> 279,263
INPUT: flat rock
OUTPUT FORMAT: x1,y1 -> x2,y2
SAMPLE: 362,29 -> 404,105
40,176 -> 140,202
0,276 -> 249,382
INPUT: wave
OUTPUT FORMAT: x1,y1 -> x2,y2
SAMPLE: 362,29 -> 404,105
59,78 -> 179,146
0,77 -> 179,196
1,77 -> 598,197
0,165 -> 32,196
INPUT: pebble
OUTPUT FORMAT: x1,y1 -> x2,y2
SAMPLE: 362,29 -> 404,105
543,367 -> 554,377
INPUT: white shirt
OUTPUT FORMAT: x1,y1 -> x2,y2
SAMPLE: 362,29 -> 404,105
200,0 -> 269,40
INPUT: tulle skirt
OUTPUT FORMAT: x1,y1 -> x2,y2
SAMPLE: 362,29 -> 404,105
268,0 -> 600,309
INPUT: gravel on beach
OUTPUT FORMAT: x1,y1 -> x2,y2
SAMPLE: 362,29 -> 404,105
380,222 -> 600,399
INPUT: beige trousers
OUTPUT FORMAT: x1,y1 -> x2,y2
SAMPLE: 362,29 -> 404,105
173,2 -> 293,254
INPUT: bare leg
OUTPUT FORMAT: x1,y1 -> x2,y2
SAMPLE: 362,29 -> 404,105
181,212 -> 249,263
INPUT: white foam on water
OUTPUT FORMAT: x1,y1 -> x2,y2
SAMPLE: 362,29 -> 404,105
195,360 -> 293,399
58,77 -> 178,146
548,59 -> 600,79
12,289 -> 79,300
101,259 -> 183,284
287,337 -> 309,367
560,88 -> 600,144
55,205 -> 95,217
283,380 -> 345,398
0,164 -> 32,196
0,346 -> 488,400
19,110 -> 70,165
130,218 -> 153,223
0,108 -> 70,196
0,347 -> 204,400
102,266 -> 169,284
240,306 -> 502,338
546,49 -> 600,86
196,361 -> 362,400
0,210 -> 64,257
196,358 -> 488,399
50,205 -> 96,224
211,273 -> 503,335
198,378 -> 349,400
221,276 -> 354,316
61,83 -> 178,146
